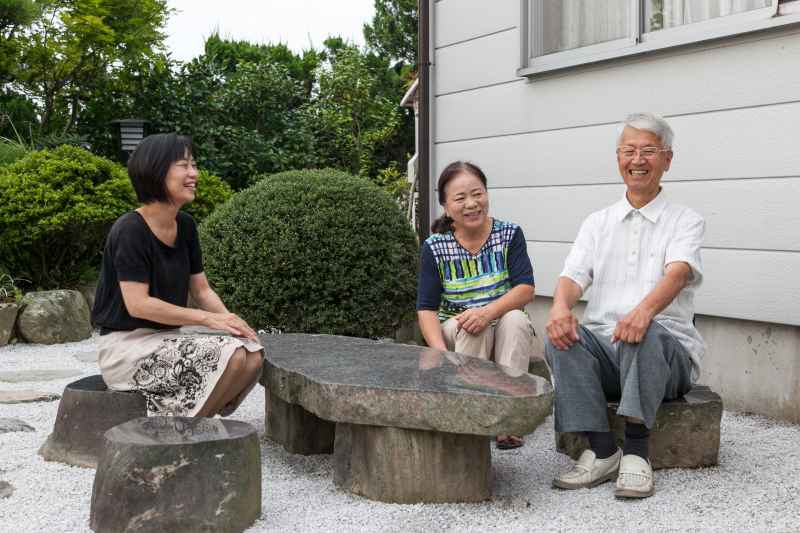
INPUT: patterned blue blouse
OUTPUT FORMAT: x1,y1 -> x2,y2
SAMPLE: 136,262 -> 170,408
416,219 -> 534,321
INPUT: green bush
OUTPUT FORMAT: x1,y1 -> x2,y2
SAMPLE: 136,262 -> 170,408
183,169 -> 233,222
0,140 -> 29,167
0,145 -> 232,289
200,168 -> 418,337
0,145 -> 135,288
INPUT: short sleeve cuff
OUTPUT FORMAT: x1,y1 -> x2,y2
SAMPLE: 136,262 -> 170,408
559,268 -> 590,293
510,275 -> 535,287
665,256 -> 703,286
116,270 -> 149,283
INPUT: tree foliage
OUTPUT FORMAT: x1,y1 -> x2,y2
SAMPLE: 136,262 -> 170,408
0,0 -> 38,82
16,0 -> 170,135
4,1 -> 417,196
306,42 -> 403,179
363,0 -> 418,69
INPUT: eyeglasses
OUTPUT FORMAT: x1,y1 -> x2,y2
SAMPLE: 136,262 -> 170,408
174,161 -> 198,170
616,146 -> 671,159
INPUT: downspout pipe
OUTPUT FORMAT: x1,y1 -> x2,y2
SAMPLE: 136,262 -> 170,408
417,0 -> 432,242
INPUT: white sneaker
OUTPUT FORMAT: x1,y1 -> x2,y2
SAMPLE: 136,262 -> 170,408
553,448 -> 621,490
614,454 -> 655,498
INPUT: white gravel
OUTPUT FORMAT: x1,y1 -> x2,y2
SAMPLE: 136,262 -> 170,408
1,335 -> 799,533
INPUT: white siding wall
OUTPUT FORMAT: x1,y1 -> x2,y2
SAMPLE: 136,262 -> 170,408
432,0 -> 800,327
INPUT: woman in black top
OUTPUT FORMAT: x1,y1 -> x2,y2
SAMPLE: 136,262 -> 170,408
92,133 -> 263,417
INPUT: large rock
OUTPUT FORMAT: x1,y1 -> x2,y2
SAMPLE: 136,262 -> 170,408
556,386 -> 723,469
17,290 -> 92,344
91,416 -> 261,533
0,303 -> 19,346
77,282 -> 97,314
39,375 -> 147,468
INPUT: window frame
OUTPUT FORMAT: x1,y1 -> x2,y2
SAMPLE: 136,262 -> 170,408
518,0 -> 800,77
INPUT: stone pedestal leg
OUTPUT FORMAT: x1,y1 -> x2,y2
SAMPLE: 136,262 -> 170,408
265,390 -> 335,454
333,423 -> 492,503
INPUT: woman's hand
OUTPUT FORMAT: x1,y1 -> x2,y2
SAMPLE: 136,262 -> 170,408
455,307 -> 492,335
203,312 -> 258,342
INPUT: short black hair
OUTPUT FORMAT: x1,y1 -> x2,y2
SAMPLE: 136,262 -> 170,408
127,133 -> 194,204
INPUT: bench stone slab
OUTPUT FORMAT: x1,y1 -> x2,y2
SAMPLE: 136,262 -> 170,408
91,416 -> 261,533
556,386 -> 723,469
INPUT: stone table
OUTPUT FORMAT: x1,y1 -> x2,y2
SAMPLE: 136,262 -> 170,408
259,333 -> 553,503
91,417 -> 261,533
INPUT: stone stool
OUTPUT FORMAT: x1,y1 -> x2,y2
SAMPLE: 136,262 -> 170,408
556,385 -> 723,469
39,374 -> 147,468
91,416 -> 261,533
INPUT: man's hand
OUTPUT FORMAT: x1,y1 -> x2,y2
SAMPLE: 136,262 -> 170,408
546,305 -> 580,350
455,307 -> 491,335
612,306 -> 654,344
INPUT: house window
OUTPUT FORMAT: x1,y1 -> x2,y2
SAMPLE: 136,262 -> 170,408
519,0 -> 800,76
645,0 -> 771,32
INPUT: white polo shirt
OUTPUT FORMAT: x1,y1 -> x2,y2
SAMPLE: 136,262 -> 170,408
561,191 -> 706,380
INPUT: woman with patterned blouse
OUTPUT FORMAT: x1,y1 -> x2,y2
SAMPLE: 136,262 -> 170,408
416,161 -> 536,449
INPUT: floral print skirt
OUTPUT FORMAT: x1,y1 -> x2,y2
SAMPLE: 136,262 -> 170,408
97,327 -> 263,417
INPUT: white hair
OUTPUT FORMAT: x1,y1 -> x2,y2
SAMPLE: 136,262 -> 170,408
619,112 -> 674,149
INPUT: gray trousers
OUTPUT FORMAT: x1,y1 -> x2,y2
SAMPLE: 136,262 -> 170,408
545,321 -> 692,431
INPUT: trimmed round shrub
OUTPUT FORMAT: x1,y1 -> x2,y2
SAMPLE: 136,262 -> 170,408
200,168 -> 418,337
0,146 -> 135,288
0,146 -> 232,289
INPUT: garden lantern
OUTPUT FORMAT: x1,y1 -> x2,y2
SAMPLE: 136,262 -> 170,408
111,118 -> 148,157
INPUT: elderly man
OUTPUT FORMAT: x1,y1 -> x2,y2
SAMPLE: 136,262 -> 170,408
545,112 -> 705,499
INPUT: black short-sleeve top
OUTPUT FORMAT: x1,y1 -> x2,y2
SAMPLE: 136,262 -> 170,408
91,210 -> 203,332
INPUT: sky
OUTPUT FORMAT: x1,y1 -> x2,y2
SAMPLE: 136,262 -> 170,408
165,0 -> 376,62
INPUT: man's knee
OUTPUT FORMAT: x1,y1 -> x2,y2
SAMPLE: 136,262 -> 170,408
620,322 -> 672,360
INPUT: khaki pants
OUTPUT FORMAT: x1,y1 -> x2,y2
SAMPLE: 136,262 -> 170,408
441,309 -> 533,373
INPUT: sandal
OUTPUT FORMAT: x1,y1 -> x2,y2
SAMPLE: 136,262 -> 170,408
496,434 -> 524,450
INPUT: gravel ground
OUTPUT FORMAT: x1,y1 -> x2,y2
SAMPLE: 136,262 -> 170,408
1,336 -> 799,533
